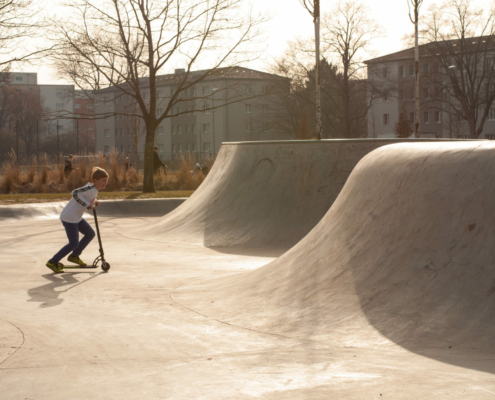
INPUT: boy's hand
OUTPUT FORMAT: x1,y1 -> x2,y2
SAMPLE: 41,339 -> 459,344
95,200 -> 100,207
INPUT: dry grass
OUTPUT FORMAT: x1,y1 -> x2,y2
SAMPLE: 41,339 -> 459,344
0,150 -> 212,195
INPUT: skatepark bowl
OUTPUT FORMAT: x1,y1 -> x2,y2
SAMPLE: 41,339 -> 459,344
1,139 -> 495,399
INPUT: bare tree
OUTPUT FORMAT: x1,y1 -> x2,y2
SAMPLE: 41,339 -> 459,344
0,0 -> 50,70
50,0 -> 266,192
321,0 -> 384,137
408,0 -> 424,137
298,0 -> 321,139
422,0 -> 495,138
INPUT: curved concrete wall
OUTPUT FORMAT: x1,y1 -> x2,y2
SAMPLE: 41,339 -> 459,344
174,141 -> 495,370
139,139 -> 475,248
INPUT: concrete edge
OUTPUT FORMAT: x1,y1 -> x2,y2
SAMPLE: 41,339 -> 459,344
0,198 -> 188,221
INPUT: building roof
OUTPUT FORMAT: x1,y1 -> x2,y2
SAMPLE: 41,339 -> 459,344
365,35 -> 495,64
94,66 -> 284,93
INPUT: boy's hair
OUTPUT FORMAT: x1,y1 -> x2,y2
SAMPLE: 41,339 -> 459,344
68,154 -> 74,158
92,167 -> 109,181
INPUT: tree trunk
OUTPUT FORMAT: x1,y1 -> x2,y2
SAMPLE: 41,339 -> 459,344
142,126 -> 155,193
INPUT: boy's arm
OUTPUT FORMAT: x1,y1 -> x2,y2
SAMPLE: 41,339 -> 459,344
72,186 -> 93,208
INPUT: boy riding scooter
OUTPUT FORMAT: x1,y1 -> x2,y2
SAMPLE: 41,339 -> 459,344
46,167 -> 109,273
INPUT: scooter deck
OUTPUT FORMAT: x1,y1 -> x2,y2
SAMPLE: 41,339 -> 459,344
61,265 -> 98,269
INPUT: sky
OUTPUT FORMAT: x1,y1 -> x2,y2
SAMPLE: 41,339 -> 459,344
30,0 -> 493,85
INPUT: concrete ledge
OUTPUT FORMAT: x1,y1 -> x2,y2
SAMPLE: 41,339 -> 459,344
0,198 -> 187,221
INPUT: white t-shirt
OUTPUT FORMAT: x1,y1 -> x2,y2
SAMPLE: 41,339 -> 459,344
60,182 -> 98,223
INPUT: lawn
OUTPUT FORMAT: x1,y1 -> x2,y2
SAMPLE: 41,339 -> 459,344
0,190 -> 194,205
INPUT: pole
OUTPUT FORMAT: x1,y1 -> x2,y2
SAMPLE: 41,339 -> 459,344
36,119 -> 39,166
16,119 -> 19,163
56,120 -> 59,162
314,0 -> 322,140
76,119 -> 79,153
212,90 -> 216,157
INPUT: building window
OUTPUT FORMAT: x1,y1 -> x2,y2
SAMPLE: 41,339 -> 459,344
56,103 -> 64,110
177,125 -> 182,134
383,114 -> 389,125
410,112 -> 415,123
104,129 -> 110,137
203,123 -> 210,133
191,88 -> 196,96
203,105 -> 210,114
56,91 -> 64,98
383,93 -> 389,102
424,112 -> 429,123
88,126 -> 93,130
75,104 -> 81,109
423,88 -> 429,99
245,122 -> 251,132
176,107 -> 181,115
203,142 -> 210,152
399,66 -> 405,77
409,65 -> 414,76
185,143 -> 190,152
159,144 -> 164,153
158,126 -> 164,135
245,104 -> 251,113
186,124 -> 190,134
489,109 -> 495,120
15,76 -> 22,81
177,143 -> 182,152
156,108 -> 164,117
435,111 -> 441,123
120,145 -> 124,152
172,144 -> 176,153
410,89 -> 414,100
144,92 -> 149,101
171,125 -> 175,134
202,86 -> 210,95
192,124 -> 196,133
119,128 -> 123,137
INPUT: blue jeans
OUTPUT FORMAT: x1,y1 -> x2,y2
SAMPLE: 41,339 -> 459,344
49,219 -> 95,264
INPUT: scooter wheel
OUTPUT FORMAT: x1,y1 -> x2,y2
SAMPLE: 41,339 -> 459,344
101,262 -> 110,272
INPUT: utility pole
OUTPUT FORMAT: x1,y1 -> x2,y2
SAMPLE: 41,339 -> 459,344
408,0 -> 424,138
314,0 -> 321,140
76,119 -> 79,153
56,120 -> 59,162
299,0 -> 322,140
36,120 -> 39,166
212,88 -> 217,157
16,119 -> 19,164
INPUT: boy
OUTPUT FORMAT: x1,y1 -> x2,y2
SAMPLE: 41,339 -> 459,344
46,167 -> 109,273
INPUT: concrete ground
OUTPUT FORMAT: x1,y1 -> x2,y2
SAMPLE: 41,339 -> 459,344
2,140 -> 495,399
1,216 -> 494,399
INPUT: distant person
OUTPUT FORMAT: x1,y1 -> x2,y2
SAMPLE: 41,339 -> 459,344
102,154 -> 108,165
64,154 -> 75,177
45,167 -> 109,273
153,146 -> 167,176
124,157 -> 132,172
193,162 -> 201,177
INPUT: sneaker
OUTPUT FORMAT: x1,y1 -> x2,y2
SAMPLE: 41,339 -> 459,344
46,261 -> 64,273
67,256 -> 87,267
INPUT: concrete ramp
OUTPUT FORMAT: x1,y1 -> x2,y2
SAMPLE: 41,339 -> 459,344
141,139 -> 460,248
174,141 -> 495,371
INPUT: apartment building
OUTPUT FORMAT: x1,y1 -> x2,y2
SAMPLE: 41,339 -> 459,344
365,40 -> 495,139
94,67 -> 282,164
